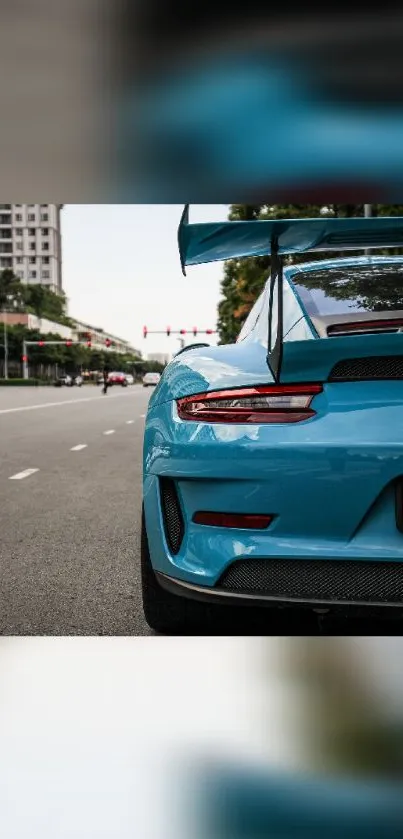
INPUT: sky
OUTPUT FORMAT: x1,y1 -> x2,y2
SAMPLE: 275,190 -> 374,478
62,205 -> 229,357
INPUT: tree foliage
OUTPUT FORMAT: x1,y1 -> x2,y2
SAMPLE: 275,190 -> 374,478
217,205 -> 403,344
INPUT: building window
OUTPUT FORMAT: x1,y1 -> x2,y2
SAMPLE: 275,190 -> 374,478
28,228 -> 36,236
40,204 -> 48,208
16,242 -> 23,250
29,270 -> 37,279
42,243 -> 49,251
0,258 -> 11,267
42,270 -> 50,278
16,270 -> 24,278
15,228 -> 23,236
42,256 -> 50,264
28,213 -> 35,221
29,243 -> 36,250
16,257 -> 23,264
41,213 -> 49,222
41,228 -> 49,235
29,257 -> 36,264
15,214 -> 22,221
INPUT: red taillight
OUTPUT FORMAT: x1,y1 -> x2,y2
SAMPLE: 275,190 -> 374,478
193,512 -> 273,529
328,318 -> 403,336
177,384 -> 322,424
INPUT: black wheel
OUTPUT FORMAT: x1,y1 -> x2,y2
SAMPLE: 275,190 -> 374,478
141,506 -> 219,634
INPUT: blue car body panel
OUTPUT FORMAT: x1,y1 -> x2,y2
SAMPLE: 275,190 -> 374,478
143,222 -> 403,600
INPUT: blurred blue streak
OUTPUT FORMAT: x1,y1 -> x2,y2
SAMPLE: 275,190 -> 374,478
193,765 -> 403,839
120,54 -> 403,200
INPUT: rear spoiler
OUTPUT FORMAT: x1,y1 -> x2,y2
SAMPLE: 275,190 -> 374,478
178,206 -> 403,381
178,206 -> 403,272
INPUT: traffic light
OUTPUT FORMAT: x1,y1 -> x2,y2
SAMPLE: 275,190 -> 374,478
65,340 -> 72,347
38,340 -> 45,347
105,338 -> 111,348
143,326 -> 148,339
206,329 -> 213,335
180,329 -> 187,335
22,354 -> 28,362
193,326 -> 198,337
166,326 -> 171,337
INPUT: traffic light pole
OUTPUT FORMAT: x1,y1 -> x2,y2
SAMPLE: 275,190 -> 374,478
143,328 -> 216,339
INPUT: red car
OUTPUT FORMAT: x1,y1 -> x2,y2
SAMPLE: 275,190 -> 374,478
107,371 -> 128,387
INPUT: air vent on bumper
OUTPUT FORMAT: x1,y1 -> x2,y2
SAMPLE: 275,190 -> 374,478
159,478 -> 185,555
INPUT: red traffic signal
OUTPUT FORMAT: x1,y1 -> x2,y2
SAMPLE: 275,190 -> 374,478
206,329 -> 213,335
22,354 -> 28,362
166,326 -> 171,337
37,340 -> 45,347
143,326 -> 148,339
65,340 -> 72,347
193,326 -> 198,336
180,329 -> 187,335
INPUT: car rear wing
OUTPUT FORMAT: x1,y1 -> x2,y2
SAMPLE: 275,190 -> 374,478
178,206 -> 403,381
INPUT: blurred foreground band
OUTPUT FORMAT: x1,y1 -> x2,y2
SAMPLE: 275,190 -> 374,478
2,5 -> 403,198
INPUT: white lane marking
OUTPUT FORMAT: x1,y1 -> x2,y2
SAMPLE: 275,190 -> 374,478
140,414 -> 146,418
0,391 -> 138,416
103,429 -> 115,435
126,420 -> 134,424
70,444 -> 88,451
9,468 -> 39,481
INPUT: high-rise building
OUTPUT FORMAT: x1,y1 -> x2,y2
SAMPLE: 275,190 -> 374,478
0,203 -> 63,294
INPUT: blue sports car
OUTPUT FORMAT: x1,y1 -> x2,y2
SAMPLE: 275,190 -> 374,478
141,208 -> 403,632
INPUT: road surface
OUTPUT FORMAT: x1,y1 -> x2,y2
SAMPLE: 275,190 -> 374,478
1,385 -> 402,635
0,385 -> 150,635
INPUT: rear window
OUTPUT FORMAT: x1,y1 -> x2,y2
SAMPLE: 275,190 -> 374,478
292,264 -> 403,316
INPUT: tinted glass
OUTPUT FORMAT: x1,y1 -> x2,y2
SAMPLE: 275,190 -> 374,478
292,264 -> 403,316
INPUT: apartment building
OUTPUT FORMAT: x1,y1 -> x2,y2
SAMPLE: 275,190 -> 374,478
0,203 -> 63,294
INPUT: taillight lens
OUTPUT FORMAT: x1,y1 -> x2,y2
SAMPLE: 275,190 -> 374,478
177,384 -> 322,424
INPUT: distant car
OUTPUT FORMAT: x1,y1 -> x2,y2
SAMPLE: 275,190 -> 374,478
125,374 -> 134,385
143,372 -> 161,387
108,371 -> 128,387
54,374 -> 72,387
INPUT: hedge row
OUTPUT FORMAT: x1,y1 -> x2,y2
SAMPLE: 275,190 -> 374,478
0,378 -> 52,386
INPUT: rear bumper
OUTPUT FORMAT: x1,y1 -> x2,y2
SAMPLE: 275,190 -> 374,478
156,569 -> 403,614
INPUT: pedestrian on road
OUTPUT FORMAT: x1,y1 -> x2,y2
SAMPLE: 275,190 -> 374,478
102,365 -> 109,395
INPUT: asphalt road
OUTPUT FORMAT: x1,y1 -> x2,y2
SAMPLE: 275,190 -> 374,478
1,385 -> 402,635
0,384 -> 151,635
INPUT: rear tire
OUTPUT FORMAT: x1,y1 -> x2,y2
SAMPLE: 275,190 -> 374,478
141,506 -> 217,634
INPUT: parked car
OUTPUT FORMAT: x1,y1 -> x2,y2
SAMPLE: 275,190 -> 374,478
125,373 -> 134,385
141,208 -> 403,633
142,372 -> 161,387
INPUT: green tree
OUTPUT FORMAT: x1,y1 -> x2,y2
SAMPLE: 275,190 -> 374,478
0,269 -> 26,312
